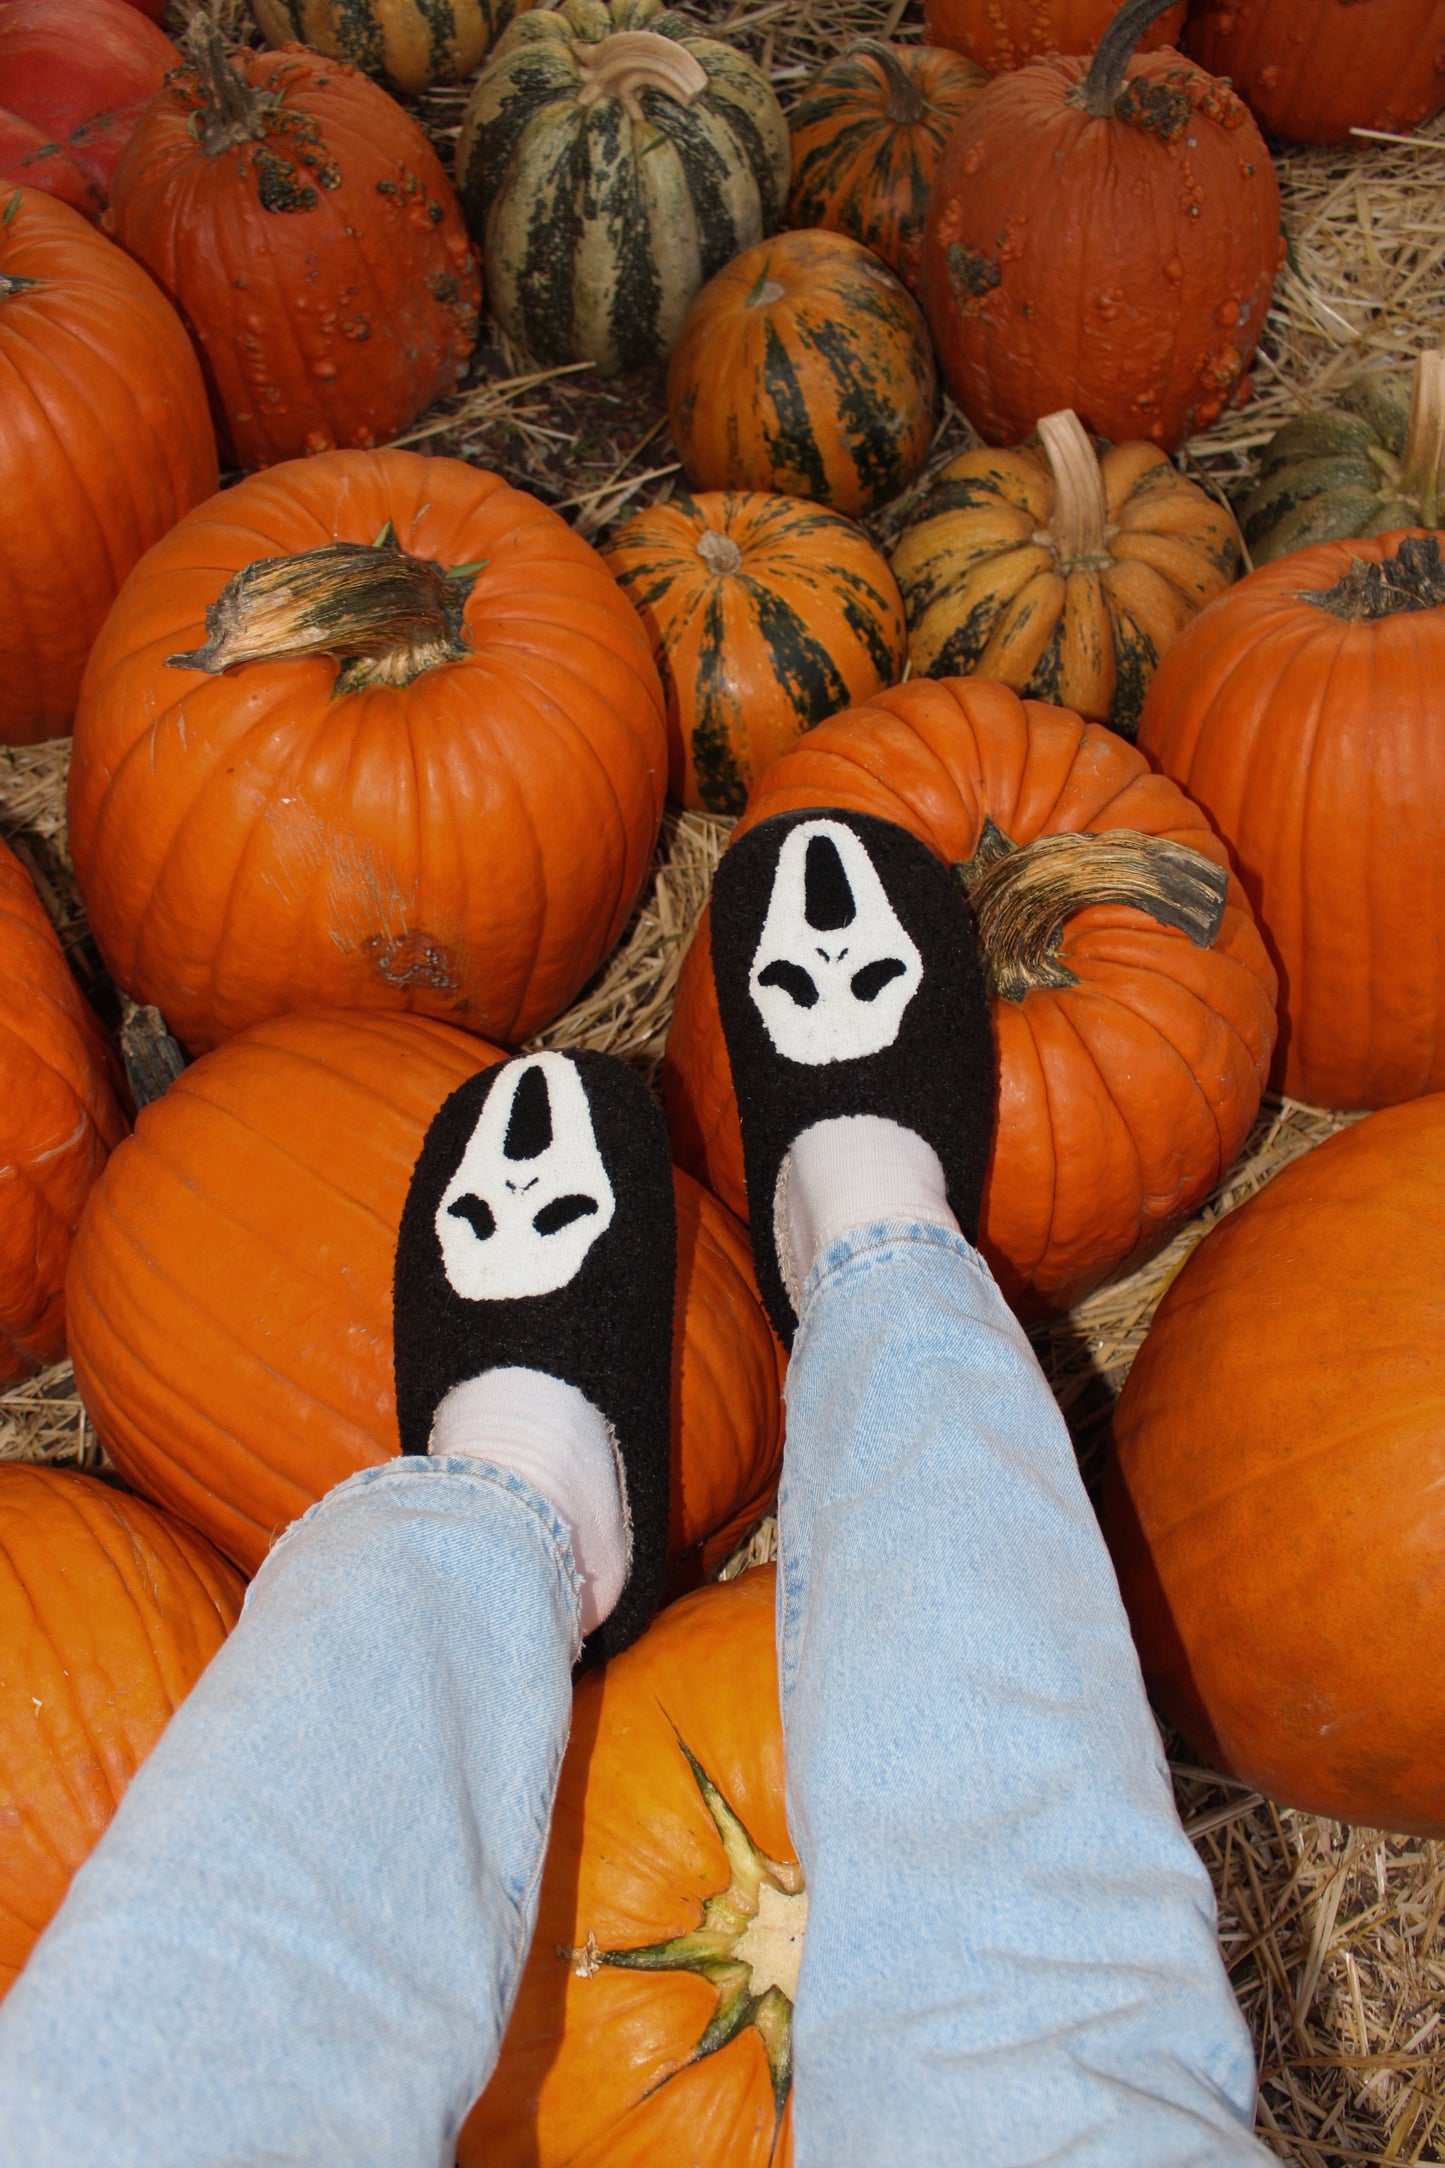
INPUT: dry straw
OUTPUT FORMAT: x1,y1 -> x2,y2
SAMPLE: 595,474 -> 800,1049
11,4 -> 1445,2155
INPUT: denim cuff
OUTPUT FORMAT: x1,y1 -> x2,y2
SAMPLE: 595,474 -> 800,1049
800,1215 -> 999,1319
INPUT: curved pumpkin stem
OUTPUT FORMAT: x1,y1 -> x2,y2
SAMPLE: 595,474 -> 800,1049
1396,350 -> 1445,529
853,39 -> 928,127
1035,410 -> 1110,567
1306,531 -> 1445,623
959,823 -> 1228,1000
1075,0 -> 1185,119
574,31 -> 709,118
185,16 -> 273,154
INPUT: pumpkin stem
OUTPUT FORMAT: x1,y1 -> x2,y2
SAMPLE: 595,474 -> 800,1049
0,273 -> 37,297
958,822 -> 1228,1000
1035,410 -> 1111,566
696,528 -> 744,577
574,30 -> 709,119
119,1001 -> 187,1112
185,16 -> 273,153
1396,349 -> 1445,529
1074,0 -> 1184,119
166,540 -> 477,692
1305,532 -> 1445,623
854,39 -> 928,127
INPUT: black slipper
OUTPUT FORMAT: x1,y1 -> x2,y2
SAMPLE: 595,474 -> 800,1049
709,808 -> 996,1345
392,1049 -> 676,1663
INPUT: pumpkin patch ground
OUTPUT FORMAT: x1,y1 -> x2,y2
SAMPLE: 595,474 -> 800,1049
5,0 -> 1445,2155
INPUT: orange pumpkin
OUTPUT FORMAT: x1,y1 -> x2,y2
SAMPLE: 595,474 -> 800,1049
68,448 -> 667,1054
65,1010 -> 784,1578
1138,529 -> 1445,1111
920,0 -> 1283,451
462,1565 -> 797,2166
667,229 -> 937,522
1104,1097 -> 1445,1836
663,678 -> 1278,1313
1188,0 -> 1445,147
0,839 -> 126,1380
0,187 -> 217,745
923,0 -> 1184,69
0,1464 -> 244,1994
603,490 -> 907,814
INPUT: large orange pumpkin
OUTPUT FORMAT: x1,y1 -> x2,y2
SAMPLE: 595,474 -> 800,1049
68,448 -> 666,1053
0,1464 -> 244,1994
461,1565 -> 797,2166
1138,529 -> 1445,1111
0,839 -> 126,1380
923,0 -> 1184,69
0,187 -> 217,745
1188,0 -> 1445,147
1103,1097 -> 1445,1836
663,679 -> 1278,1313
107,24 -> 479,469
66,1011 -> 783,1579
920,0 -> 1283,451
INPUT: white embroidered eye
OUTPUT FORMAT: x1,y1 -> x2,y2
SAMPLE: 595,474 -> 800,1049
748,821 -> 923,1066
436,1054 -> 616,1299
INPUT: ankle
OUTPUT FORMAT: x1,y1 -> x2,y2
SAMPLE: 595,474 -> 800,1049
779,1115 -> 959,1309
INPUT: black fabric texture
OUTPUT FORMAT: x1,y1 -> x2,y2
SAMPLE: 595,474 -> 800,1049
392,1050 -> 676,1664
709,807 -> 997,1345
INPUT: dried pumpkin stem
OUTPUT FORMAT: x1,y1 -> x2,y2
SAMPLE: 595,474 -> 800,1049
186,15 -> 274,154
166,540 -> 476,691
0,273 -> 37,297
1075,0 -> 1182,117
696,529 -> 744,577
574,31 -> 709,118
1396,349 -> 1445,529
854,38 -> 928,127
1035,409 -> 1110,567
960,826 -> 1229,1001
1306,531 -> 1445,623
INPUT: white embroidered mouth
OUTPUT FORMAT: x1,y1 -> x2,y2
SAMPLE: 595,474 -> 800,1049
748,821 -> 922,1066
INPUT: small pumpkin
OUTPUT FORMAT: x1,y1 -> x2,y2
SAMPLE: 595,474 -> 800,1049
109,21 -> 479,470
663,678 -> 1277,1314
1138,528 -> 1445,1111
0,108 -> 95,214
1236,347 -> 1445,567
1188,0 -> 1445,147
922,0 -> 1184,70
68,447 -> 666,1053
785,40 -> 986,294
920,0 -> 1283,451
0,1464 -> 244,1994
461,1564 -> 798,2167
668,229 -> 937,522
457,0 -> 788,375
66,1010 -> 784,1580
1103,1096 -> 1445,1836
250,0 -> 525,95
0,0 -> 178,203
603,490 -> 907,814
891,408 -> 1241,739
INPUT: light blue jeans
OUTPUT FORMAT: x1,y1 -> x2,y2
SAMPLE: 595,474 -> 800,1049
0,1220 -> 1265,2165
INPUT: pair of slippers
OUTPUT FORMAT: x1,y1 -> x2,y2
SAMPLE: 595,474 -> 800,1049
392,811 -> 996,1660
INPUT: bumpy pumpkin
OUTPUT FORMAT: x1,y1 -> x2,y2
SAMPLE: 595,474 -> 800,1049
109,22 -> 479,469
1236,348 -> 1445,567
0,1464 -> 244,1995
0,188 -> 217,745
251,0 -> 524,94
66,1010 -> 784,1579
668,229 -> 937,522
922,0 -> 1183,69
892,409 -> 1241,739
1104,1097 -> 1445,1835
0,839 -> 126,1379
68,448 -> 666,1053
921,0 -> 1283,452
785,41 -> 986,294
1139,529 -> 1445,1110
603,491 -> 907,814
1188,0 -> 1445,147
461,1565 -> 797,2167
0,0 -> 178,202
457,0 -> 788,375
663,679 -> 1277,1313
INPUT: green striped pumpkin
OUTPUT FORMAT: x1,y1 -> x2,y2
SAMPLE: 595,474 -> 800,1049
456,0 -> 789,375
249,0 -> 520,93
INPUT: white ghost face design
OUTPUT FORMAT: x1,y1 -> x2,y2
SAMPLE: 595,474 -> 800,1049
436,1054 -> 616,1300
748,820 -> 923,1065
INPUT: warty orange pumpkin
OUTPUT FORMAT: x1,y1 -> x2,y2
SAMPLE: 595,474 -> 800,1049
1188,0 -> 1445,147
922,0 -> 1184,69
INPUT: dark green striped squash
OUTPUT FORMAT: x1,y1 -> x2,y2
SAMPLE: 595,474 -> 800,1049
1236,347 -> 1445,567
456,0 -> 788,375
603,489 -> 907,812
667,228 -> 937,522
786,41 -> 987,294
249,0 -> 521,93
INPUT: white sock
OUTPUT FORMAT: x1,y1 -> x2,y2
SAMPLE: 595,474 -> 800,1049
777,1114 -> 959,1310
429,1367 -> 630,1635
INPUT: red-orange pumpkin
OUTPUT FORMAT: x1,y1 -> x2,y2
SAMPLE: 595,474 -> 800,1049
1188,0 -> 1445,147
663,678 -> 1278,1313
68,447 -> 666,1053
920,0 -> 1283,451
0,1464 -> 244,1994
0,839 -> 126,1380
0,110 -> 94,214
1103,1097 -> 1445,1835
0,0 -> 178,202
0,187 -> 218,745
923,0 -> 1184,68
66,1011 -> 784,1579
461,1565 -> 797,2166
107,24 -> 480,469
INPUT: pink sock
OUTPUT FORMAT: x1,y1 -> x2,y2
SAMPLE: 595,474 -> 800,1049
777,1114 -> 958,1311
